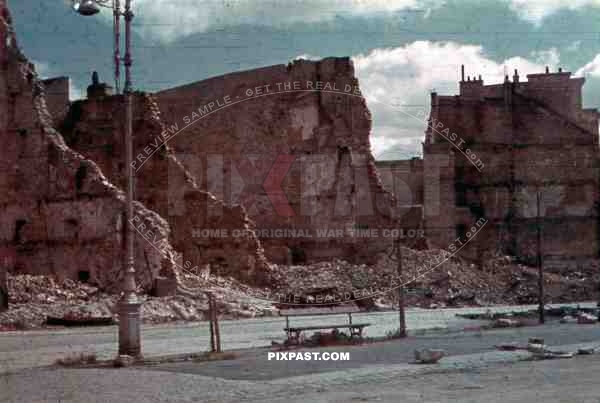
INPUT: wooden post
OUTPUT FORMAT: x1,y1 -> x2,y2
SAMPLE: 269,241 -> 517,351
207,292 -> 216,352
396,237 -> 407,338
213,296 -> 221,353
536,191 -> 545,324
285,315 -> 290,340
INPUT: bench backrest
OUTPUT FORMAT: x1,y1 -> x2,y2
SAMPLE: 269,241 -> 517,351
279,305 -> 360,317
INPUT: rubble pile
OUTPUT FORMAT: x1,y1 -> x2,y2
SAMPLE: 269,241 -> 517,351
0,273 -> 274,329
8,274 -> 103,304
270,249 -> 600,308
2,247 -> 599,330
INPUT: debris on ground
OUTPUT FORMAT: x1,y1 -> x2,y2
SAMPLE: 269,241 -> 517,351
492,318 -> 522,328
3,246 -> 600,329
55,352 -> 98,367
494,336 -> 594,360
560,315 -> 578,324
578,347 -> 596,355
538,351 -> 575,359
495,342 -> 525,351
0,273 -> 274,329
270,250 -> 600,309
577,312 -> 597,324
414,348 -> 445,364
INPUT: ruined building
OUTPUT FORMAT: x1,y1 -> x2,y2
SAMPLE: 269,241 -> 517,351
1,0 -> 422,290
378,66 -> 599,268
3,0 -> 595,292
0,0 -> 179,291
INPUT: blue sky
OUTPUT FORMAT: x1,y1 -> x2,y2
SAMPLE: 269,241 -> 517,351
10,0 -> 600,158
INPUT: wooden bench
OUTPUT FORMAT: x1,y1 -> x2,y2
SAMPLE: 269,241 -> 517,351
279,305 -> 371,345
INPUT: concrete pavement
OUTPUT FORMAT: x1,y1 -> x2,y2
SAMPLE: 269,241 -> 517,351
2,334 -> 600,402
0,303 -> 595,374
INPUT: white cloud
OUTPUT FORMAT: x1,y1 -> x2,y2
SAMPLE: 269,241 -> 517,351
109,0 -> 600,41
131,0 -> 431,42
293,54 -> 322,61
352,41 -> 558,158
370,136 -> 402,158
576,54 -> 600,77
509,0 -> 600,23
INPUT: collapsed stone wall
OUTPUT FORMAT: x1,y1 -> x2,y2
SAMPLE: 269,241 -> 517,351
155,59 -> 420,264
60,89 -> 271,286
0,0 -> 178,292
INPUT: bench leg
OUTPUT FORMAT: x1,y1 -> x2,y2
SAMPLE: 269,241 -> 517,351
349,328 -> 363,340
288,331 -> 301,345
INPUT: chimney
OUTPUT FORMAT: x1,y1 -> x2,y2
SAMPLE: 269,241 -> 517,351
558,67 -> 563,73
545,66 -> 549,74
461,65 -> 465,82
478,74 -> 482,81
513,69 -> 519,83
86,71 -> 113,99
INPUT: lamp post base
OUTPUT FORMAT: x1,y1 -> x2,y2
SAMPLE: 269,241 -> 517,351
118,297 -> 142,357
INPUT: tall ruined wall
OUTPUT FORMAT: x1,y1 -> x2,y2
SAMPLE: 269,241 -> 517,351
0,0 -> 178,291
425,69 -> 600,263
60,88 -> 271,285
375,159 -> 424,205
155,58 -> 418,263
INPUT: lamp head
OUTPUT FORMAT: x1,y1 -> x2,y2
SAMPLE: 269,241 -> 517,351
72,0 -> 101,16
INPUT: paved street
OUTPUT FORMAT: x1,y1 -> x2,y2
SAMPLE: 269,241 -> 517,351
0,302 -> 591,374
2,326 -> 600,402
3,322 -> 600,402
148,322 -> 600,381
3,304 -> 600,402
0,306 -> 486,374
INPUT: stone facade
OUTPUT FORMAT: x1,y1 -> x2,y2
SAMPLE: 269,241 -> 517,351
419,67 -> 600,265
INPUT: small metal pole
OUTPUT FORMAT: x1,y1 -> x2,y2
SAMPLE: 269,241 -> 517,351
112,0 -> 120,93
118,0 -> 141,357
536,191 -> 545,324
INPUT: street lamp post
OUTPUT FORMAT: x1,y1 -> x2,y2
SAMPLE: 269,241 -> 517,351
72,0 -> 141,357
